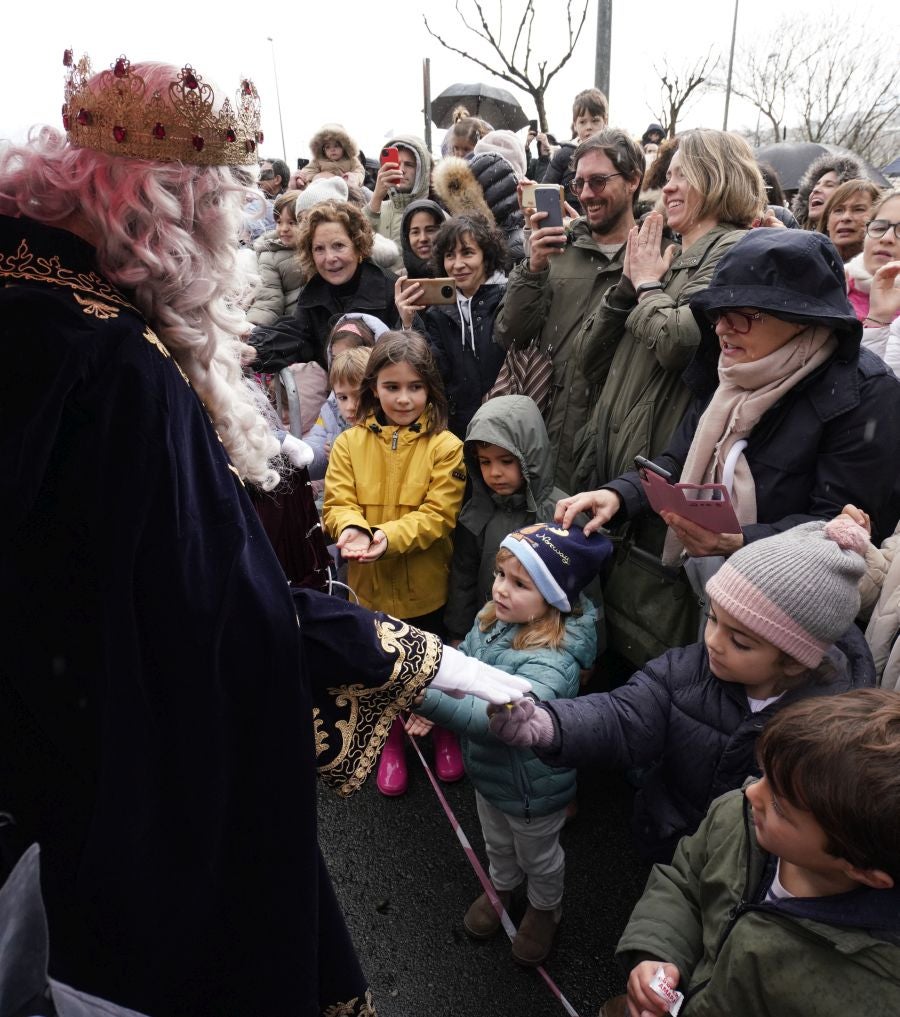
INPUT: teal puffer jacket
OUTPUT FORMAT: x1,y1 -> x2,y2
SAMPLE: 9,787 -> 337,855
419,600 -> 597,818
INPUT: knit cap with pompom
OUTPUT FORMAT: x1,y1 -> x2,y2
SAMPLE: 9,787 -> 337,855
704,519 -> 869,667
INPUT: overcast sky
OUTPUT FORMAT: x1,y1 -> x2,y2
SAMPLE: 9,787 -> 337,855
1,0 -> 894,165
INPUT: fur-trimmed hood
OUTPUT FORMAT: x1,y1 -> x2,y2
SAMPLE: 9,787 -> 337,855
431,157 -> 496,224
308,123 -> 359,162
791,152 -> 864,229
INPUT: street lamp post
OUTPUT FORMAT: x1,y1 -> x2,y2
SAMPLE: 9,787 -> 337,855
722,0 -> 740,130
266,36 -> 288,164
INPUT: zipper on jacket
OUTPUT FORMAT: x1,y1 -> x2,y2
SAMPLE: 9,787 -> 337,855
391,430 -> 399,451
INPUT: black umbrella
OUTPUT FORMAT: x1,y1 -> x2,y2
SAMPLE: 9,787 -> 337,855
431,82 -> 529,131
753,141 -> 890,191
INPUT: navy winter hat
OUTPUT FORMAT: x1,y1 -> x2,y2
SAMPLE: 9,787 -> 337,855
500,524 -> 614,612
690,229 -> 861,340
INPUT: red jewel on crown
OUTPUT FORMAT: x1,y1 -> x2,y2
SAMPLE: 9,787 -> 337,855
192,135 -> 205,152
113,58 -> 128,78
241,80 -> 252,96
62,114 -> 71,130
76,108 -> 92,126
152,123 -> 166,140
113,126 -> 127,144
256,130 -> 264,143
184,70 -> 199,90
224,128 -> 237,143
63,49 -> 73,67
245,139 -> 256,154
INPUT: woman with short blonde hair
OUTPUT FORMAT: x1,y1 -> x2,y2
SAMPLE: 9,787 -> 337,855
674,129 -> 766,228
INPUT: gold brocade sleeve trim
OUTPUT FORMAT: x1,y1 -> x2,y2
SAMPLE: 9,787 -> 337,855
322,988 -> 377,1016
316,618 -> 442,798
0,239 -> 139,313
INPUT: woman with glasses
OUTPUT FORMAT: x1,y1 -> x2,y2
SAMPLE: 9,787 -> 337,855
845,191 -> 900,374
568,130 -> 765,665
558,229 -> 900,662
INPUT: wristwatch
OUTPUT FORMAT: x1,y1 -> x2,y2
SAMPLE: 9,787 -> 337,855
635,280 -> 665,295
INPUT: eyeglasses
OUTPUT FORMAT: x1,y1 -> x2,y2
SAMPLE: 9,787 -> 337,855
865,219 -> 900,240
570,172 -> 623,196
705,310 -> 767,334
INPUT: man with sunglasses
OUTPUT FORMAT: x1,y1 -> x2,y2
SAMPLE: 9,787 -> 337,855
494,129 -> 644,490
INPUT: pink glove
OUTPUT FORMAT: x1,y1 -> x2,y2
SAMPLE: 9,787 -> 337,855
488,697 -> 555,749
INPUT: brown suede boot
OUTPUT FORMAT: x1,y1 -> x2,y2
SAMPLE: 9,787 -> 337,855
511,903 -> 561,966
597,994 -> 629,1017
463,888 -> 511,940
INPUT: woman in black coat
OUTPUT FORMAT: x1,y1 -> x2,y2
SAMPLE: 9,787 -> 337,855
397,215 -> 508,439
558,230 -> 900,657
251,200 -> 396,372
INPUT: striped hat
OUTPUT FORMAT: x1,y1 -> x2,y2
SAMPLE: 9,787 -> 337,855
705,518 -> 868,667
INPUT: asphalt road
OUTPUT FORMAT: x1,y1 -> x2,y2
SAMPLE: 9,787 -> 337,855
317,710 -> 651,1017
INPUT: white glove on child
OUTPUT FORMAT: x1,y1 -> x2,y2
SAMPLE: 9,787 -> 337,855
488,697 -> 555,749
281,434 -> 315,469
429,644 -> 531,705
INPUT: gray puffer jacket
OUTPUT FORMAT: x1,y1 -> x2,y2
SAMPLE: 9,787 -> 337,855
247,232 -> 304,327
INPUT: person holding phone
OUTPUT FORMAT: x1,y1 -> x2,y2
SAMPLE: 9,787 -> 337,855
558,228 -> 900,662
365,134 -> 433,247
396,215 -> 509,438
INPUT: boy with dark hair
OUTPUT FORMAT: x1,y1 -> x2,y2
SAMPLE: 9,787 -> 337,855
617,689 -> 900,1017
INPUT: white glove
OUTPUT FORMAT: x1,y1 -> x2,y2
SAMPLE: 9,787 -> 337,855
429,644 -> 531,704
281,434 -> 315,469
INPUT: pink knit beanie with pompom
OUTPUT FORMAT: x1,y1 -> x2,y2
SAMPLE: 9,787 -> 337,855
704,518 -> 869,667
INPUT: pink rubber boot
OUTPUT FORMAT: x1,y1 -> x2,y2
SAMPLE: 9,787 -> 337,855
432,725 -> 464,783
376,717 -> 408,796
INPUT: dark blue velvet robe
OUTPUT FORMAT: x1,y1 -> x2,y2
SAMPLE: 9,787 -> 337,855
0,215 -> 439,1017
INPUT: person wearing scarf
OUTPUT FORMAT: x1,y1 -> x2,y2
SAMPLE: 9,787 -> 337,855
556,229 -> 900,664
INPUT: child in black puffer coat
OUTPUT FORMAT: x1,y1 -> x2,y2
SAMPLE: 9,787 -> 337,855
489,519 -> 876,863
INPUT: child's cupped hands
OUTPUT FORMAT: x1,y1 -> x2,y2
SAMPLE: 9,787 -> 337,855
337,527 -> 388,562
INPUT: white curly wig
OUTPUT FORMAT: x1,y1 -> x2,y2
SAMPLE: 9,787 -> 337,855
0,62 -> 281,490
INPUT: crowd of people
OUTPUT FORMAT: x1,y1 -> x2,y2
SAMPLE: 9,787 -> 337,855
3,51 -> 900,1017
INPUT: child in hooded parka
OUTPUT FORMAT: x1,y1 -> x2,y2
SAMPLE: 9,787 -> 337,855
299,123 -> 365,188
444,396 -> 572,643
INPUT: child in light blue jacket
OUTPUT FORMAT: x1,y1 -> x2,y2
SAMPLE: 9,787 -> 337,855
416,523 -> 612,968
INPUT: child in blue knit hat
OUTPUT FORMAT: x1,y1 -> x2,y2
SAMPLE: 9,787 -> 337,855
413,523 -> 613,967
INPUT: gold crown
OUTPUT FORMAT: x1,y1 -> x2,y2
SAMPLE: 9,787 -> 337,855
62,50 -> 264,166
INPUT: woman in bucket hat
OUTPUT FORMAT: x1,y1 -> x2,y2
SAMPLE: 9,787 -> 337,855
559,228 -> 900,660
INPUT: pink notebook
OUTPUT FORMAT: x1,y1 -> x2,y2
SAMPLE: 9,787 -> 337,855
639,466 -> 742,534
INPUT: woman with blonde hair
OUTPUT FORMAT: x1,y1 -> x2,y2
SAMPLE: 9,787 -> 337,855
818,178 -> 882,262
251,199 -> 397,371
572,128 -> 766,665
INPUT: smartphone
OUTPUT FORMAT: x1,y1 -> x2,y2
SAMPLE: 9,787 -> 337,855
635,455 -> 672,481
399,276 -> 457,306
534,184 -> 565,228
380,146 -> 399,166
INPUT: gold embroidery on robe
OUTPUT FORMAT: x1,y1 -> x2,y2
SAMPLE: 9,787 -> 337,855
73,292 -> 120,319
316,618 -> 442,797
322,988 -> 377,1016
0,239 -> 137,312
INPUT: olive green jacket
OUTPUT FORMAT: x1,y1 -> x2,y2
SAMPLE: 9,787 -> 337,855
618,788 -> 900,1016
493,218 -> 625,491
572,224 -> 745,490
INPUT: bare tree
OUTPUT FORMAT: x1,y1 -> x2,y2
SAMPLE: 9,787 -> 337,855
650,51 -> 719,138
733,14 -> 900,162
423,0 -> 590,132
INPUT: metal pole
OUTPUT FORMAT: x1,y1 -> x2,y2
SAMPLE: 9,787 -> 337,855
722,0 -> 739,130
266,36 -> 287,163
594,0 -> 612,101
423,58 -> 433,153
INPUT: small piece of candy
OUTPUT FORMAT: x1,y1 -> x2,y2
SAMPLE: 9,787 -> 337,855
649,967 -> 683,1016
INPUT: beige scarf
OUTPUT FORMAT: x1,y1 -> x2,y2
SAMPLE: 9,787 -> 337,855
662,325 -> 838,565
